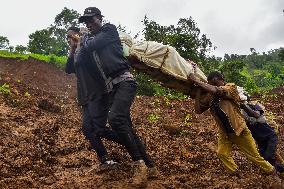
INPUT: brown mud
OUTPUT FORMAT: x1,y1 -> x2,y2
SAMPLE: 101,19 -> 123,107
0,57 -> 283,188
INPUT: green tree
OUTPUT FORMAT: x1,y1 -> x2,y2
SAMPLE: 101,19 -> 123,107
53,7 -> 80,30
243,77 -> 259,94
15,45 -> 28,54
219,60 -> 246,85
278,47 -> 284,61
140,16 -> 218,95
201,55 -> 222,75
220,48 -> 284,93
50,7 -> 80,56
8,46 -> 14,52
49,27 -> 70,56
0,36 -> 9,50
28,28 -> 55,55
27,7 -> 80,56
250,48 -> 256,54
224,53 -> 246,62
142,16 -> 214,63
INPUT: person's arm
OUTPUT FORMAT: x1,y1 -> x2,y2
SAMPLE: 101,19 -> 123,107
194,87 -> 210,114
65,37 -> 77,74
188,73 -> 221,95
240,103 -> 261,118
242,109 -> 258,124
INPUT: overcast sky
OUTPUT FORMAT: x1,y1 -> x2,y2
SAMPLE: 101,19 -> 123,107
0,0 -> 283,57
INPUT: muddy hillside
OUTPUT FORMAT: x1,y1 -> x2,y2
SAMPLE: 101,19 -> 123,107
0,57 -> 283,188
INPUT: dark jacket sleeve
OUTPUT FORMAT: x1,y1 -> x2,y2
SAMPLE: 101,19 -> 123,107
84,24 -> 120,51
65,55 -> 75,74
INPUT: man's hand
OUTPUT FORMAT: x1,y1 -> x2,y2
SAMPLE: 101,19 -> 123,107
67,36 -> 80,57
80,34 -> 87,48
80,27 -> 89,34
241,103 -> 261,118
68,38 -> 78,54
187,73 -> 220,95
68,38 -> 77,48
187,73 -> 198,82
73,34 -> 80,41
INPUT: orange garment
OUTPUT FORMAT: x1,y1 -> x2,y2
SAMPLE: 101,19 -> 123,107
195,83 -> 247,136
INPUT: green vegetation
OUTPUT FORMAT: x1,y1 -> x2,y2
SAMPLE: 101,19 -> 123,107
24,92 -> 31,98
28,7 -> 80,56
0,7 -> 283,96
147,113 -> 160,123
178,129 -> 191,137
143,16 -> 214,63
142,17 -> 284,95
0,50 -> 67,69
0,36 -> 10,50
0,83 -> 11,95
134,71 -> 188,99
183,114 -> 192,126
216,49 -> 284,94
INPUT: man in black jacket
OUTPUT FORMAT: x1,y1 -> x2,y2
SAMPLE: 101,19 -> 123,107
77,7 -> 156,187
65,26 -> 122,171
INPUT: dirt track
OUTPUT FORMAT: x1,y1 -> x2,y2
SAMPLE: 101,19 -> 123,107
0,57 -> 283,188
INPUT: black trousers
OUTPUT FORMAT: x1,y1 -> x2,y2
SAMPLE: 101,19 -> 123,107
82,80 -> 154,167
256,133 -> 284,173
257,133 -> 278,165
82,95 -> 121,163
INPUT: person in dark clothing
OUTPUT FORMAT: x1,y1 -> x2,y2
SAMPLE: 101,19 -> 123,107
240,99 -> 284,175
65,26 -> 122,170
66,27 -> 156,174
76,7 -> 157,187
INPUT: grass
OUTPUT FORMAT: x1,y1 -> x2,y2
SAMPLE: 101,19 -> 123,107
0,50 -> 67,69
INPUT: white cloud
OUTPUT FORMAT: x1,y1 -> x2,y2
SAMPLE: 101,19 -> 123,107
0,0 -> 283,57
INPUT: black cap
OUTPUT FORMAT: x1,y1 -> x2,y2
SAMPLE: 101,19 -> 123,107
78,7 -> 103,23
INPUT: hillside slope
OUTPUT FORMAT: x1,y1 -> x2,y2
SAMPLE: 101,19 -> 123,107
0,57 -> 283,188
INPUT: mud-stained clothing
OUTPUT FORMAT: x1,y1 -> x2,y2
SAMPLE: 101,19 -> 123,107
194,83 -> 273,173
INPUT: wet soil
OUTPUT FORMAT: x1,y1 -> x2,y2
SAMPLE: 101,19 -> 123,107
0,57 -> 283,188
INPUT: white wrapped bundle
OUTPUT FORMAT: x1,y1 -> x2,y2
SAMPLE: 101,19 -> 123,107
129,41 -> 207,82
119,32 -> 133,57
119,32 -> 207,96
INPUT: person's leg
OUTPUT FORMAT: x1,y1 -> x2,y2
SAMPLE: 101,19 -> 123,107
262,134 -> 278,166
108,81 -> 143,161
82,105 -> 109,163
262,134 -> 284,174
108,80 -> 148,186
87,95 -> 122,145
257,140 -> 267,159
275,136 -> 284,174
82,94 -> 125,164
217,134 -> 237,172
127,115 -> 155,168
230,129 -> 283,188
230,128 -> 274,173
275,163 -> 284,174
